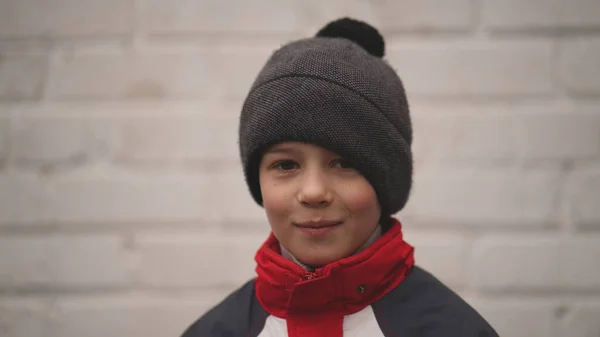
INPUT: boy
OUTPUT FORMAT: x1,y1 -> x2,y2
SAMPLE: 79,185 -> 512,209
181,18 -> 498,337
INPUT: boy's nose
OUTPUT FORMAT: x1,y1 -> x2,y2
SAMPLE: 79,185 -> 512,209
297,170 -> 333,207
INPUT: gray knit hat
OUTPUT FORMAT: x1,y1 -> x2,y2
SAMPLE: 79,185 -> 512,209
238,18 -> 413,218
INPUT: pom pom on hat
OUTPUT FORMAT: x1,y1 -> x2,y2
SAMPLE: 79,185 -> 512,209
316,17 -> 385,58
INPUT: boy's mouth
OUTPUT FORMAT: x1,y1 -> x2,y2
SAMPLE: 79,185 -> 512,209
294,220 -> 343,229
294,220 -> 343,237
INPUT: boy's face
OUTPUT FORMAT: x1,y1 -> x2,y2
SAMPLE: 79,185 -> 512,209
259,141 -> 381,267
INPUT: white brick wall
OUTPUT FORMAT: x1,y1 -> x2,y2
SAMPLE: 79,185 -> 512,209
559,38 -> 600,95
561,303 -> 600,337
483,0 -> 600,31
46,49 -> 273,100
299,0 -> 474,33
568,166 -> 600,230
0,54 -> 46,100
145,0 -> 299,35
0,234 -> 132,289
0,299 -> 47,337
137,232 -> 265,288
0,0 -> 132,38
0,117 -> 8,165
388,41 -> 555,98
405,167 -> 561,227
1,1 -> 599,337
473,236 -> 600,291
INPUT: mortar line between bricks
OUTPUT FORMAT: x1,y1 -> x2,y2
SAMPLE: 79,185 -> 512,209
0,287 -> 138,296
551,36 -> 567,100
41,46 -> 63,102
0,220 -> 270,235
3,109 -> 15,169
32,95 -> 575,105
470,0 -> 488,40
480,285 -> 600,297
0,284 -> 249,295
35,52 -> 52,103
0,222 -> 566,235
487,27 -> 600,38
556,163 -> 575,236
130,0 -> 147,52
475,291 -> 600,301
2,288 -> 599,300
3,97 -> 600,117
0,287 -> 243,299
0,36 -> 131,46
145,32 -> 492,51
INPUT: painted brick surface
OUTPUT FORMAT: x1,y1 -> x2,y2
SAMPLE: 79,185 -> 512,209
559,38 -> 600,95
0,235 -> 131,289
0,54 -> 46,100
0,0 -> 132,38
484,0 -> 600,31
1,2 -> 599,337
387,41 -> 554,97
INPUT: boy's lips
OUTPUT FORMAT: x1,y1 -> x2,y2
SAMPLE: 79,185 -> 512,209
294,220 -> 343,228
294,220 -> 343,237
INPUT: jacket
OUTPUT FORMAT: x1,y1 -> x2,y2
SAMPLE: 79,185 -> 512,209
181,219 -> 498,337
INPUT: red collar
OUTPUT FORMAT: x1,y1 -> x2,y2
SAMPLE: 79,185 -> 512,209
254,218 -> 415,318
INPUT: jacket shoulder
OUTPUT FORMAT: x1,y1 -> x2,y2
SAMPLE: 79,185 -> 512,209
373,266 -> 498,337
180,279 -> 268,337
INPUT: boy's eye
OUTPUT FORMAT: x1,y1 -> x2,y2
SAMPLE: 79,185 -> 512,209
274,160 -> 297,171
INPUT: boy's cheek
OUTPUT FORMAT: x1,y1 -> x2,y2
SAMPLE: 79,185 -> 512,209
262,189 -> 292,226
339,181 -> 380,214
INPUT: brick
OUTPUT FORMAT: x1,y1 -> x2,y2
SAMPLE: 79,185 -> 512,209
387,41 -> 554,97
484,0 -> 600,31
0,299 -> 46,337
0,173 -> 47,225
10,116 -> 84,164
473,236 -> 600,291
0,54 -> 46,100
468,299 -> 558,337
145,0 -> 298,35
562,303 -> 600,337
47,293 -> 231,337
46,53 -> 208,100
559,38 -> 600,95
46,49 -> 270,100
568,168 -> 600,230
0,0 -> 132,38
412,108 -> 516,163
137,233 -> 265,287
300,0 -> 472,33
0,170 -> 212,226
210,48 -> 273,99
204,170 -> 269,225
7,102 -> 243,165
45,172 -> 210,224
0,235 -> 131,289
401,230 -> 469,289
402,168 -> 560,227
117,113 -> 239,163
515,107 -> 600,160
413,104 -> 600,163
0,117 -> 8,163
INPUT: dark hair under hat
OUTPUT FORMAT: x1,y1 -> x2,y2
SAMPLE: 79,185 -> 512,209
238,17 -> 413,218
